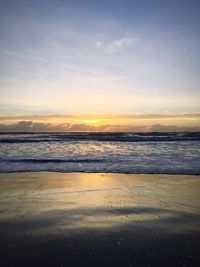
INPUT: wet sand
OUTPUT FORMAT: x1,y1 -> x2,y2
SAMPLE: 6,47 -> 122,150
0,172 -> 199,266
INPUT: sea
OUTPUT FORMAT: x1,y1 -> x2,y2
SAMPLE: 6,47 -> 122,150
0,132 -> 200,174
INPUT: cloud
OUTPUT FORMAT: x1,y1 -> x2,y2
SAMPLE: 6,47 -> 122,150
0,121 -> 199,133
110,38 -> 137,48
0,113 -> 200,121
0,121 -> 64,132
149,124 -> 200,132
0,121 -> 105,132
96,37 -> 139,53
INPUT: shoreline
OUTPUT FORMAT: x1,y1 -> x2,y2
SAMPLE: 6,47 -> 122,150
0,172 -> 199,266
0,171 -> 200,175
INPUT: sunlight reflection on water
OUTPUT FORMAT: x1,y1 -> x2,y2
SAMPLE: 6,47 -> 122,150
0,140 -> 200,173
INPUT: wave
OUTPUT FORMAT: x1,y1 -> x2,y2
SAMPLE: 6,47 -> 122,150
0,132 -> 200,143
0,158 -> 109,163
0,157 -> 199,175
0,133 -> 199,175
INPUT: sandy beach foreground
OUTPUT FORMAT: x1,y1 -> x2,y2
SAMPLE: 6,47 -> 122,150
0,172 -> 199,266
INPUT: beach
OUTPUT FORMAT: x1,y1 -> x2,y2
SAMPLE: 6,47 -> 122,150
0,172 -> 199,266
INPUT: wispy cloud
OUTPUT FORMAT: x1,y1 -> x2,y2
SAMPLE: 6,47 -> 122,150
1,113 -> 199,121
96,37 -> 139,53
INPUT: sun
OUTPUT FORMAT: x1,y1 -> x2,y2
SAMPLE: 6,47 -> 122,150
82,119 -> 101,125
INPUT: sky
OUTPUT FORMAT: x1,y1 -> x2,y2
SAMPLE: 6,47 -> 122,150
0,0 -> 200,131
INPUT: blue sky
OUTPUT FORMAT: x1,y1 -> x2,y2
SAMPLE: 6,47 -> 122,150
0,0 -> 200,115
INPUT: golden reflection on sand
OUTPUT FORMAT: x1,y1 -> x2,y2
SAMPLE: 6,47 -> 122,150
0,172 -> 199,236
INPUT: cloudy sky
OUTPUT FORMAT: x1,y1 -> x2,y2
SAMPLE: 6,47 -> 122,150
0,0 -> 200,130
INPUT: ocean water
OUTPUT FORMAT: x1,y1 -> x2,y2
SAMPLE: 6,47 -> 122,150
0,132 -> 200,174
